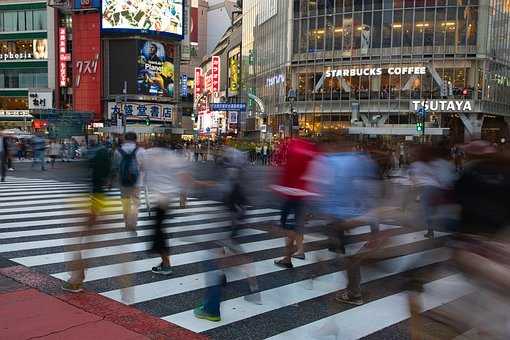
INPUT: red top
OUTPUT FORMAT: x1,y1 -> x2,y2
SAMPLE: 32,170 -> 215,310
272,138 -> 318,199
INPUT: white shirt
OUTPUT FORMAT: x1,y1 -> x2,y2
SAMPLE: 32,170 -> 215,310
140,147 -> 188,195
410,160 -> 456,189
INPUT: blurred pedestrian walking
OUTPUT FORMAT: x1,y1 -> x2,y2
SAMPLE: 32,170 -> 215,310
31,133 -> 46,171
0,131 -> 8,182
307,138 -> 382,305
62,140 -> 112,292
48,140 -> 61,168
272,138 -> 319,268
114,132 -> 144,231
140,138 -> 189,275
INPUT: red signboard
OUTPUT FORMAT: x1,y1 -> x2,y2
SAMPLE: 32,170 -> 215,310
194,67 -> 203,98
212,56 -> 220,93
59,27 -> 67,87
72,12 -> 101,121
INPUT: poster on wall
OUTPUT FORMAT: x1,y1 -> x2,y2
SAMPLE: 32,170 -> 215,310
137,40 -> 175,97
33,39 -> 48,59
102,0 -> 183,38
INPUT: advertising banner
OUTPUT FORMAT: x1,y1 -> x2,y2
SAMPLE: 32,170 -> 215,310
228,47 -> 240,97
72,12 -> 102,120
107,101 -> 173,122
59,28 -> 68,87
194,67 -> 203,98
181,75 -> 188,97
212,56 -> 220,93
190,6 -> 198,43
102,0 -> 183,38
137,40 -> 175,97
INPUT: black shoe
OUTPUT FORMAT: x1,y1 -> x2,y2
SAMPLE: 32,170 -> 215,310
424,230 -> 434,239
335,291 -> 363,306
274,259 -> 293,269
152,264 -> 173,275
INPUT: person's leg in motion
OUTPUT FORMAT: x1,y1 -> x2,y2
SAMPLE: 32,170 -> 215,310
194,259 -> 224,321
63,194 -> 101,292
151,198 -> 171,274
292,201 -> 306,259
275,200 -> 297,268
0,154 -> 6,182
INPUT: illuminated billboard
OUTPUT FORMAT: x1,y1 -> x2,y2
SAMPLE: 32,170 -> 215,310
137,40 -> 175,97
102,0 -> 183,38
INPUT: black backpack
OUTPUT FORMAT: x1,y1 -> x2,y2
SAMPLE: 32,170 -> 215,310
118,148 -> 140,187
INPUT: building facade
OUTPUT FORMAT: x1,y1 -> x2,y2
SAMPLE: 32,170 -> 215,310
243,0 -> 510,142
0,0 -> 55,130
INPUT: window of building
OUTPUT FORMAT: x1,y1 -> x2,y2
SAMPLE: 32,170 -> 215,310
0,68 -> 47,89
0,9 -> 46,32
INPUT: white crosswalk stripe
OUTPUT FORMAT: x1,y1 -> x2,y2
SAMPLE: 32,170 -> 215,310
0,177 -> 460,339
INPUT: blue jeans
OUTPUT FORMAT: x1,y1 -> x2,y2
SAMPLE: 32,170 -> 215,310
202,260 -> 225,316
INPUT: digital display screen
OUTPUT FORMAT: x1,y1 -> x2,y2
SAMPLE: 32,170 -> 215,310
137,40 -> 175,97
102,0 -> 183,38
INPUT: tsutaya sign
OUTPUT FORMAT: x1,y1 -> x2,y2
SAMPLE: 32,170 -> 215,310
411,100 -> 474,112
326,66 -> 427,78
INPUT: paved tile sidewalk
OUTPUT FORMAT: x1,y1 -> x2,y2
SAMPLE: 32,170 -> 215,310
0,266 -> 206,340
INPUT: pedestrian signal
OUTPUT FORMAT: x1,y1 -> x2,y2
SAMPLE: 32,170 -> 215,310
416,122 -> 424,132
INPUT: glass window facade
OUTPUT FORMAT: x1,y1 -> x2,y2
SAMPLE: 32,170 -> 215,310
243,0 -> 510,136
293,1 -> 479,56
0,68 -> 48,89
0,9 -> 47,32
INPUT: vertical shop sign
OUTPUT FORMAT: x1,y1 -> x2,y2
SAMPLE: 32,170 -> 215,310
59,27 -> 67,87
212,56 -> 220,93
194,67 -> 203,97
181,75 -> 188,97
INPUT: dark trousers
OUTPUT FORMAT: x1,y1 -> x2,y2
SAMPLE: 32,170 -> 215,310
280,199 -> 305,230
0,155 -> 6,181
151,204 -> 169,255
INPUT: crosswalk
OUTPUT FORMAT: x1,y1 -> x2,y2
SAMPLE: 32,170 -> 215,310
0,176 -> 471,339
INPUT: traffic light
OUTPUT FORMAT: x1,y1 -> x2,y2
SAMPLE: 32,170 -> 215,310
145,118 -> 151,126
462,88 -> 469,97
416,122 -> 424,133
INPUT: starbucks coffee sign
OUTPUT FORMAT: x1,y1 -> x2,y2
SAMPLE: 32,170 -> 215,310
326,66 -> 426,78
411,100 -> 474,112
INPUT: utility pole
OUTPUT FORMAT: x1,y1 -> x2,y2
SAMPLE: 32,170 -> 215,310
123,81 -> 127,135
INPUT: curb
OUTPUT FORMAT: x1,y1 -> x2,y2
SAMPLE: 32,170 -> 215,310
0,265 -> 207,340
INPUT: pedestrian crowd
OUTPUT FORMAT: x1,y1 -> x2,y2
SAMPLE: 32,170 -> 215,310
5,129 -> 510,339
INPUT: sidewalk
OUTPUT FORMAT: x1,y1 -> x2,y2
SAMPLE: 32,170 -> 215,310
0,265 -> 206,340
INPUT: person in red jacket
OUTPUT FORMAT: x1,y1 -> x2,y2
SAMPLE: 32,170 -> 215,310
271,138 -> 318,268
